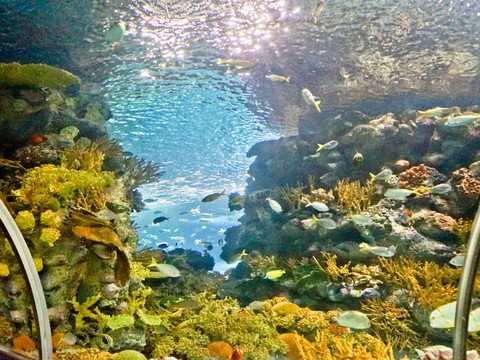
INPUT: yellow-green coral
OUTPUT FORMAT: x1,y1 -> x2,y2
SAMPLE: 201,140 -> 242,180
40,210 -> 63,228
15,210 -> 35,230
130,261 -> 151,281
334,179 -> 374,215
12,164 -> 115,213
39,227 -> 61,246
0,315 -> 13,344
68,293 -> 103,330
0,62 -> 81,89
0,263 -> 9,277
106,314 -> 135,330
60,139 -> 107,172
33,257 -> 43,271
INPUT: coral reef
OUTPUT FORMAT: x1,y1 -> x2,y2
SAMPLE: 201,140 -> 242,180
0,62 -> 81,89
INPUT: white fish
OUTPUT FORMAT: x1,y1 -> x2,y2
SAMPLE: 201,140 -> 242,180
217,58 -> 253,68
429,301 -> 457,329
449,255 -> 465,267
336,311 -> 371,329
266,197 -> 282,213
306,202 -> 329,212
301,88 -> 321,112
359,243 -> 396,257
445,115 -> 480,127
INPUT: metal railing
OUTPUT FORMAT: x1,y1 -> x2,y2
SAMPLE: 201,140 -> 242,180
454,202 -> 480,360
0,199 -> 52,360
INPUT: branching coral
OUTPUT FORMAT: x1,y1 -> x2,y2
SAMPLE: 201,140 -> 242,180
379,258 -> 462,308
334,179 -> 373,215
453,218 -> 473,244
122,155 -> 164,188
321,253 -> 351,283
279,183 -> 308,211
246,255 -> 278,277
60,140 -> 106,172
0,315 -> 13,344
361,299 -> 425,350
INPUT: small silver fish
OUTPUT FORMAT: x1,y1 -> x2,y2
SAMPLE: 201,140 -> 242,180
306,202 -> 329,212
427,183 -> 452,195
445,115 -> 480,127
449,255 -> 465,267
217,58 -> 254,68
265,74 -> 290,82
317,218 -> 336,230
316,140 -> 338,152
301,88 -> 321,113
352,214 -> 374,226
369,168 -> 393,182
359,243 -> 396,257
384,188 -> 418,200
418,107 -> 450,117
336,311 -> 371,329
352,151 -> 363,167
313,1 -> 324,24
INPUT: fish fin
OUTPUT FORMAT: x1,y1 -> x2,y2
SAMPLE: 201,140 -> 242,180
369,173 -> 376,182
217,58 -> 225,65
316,144 -> 324,152
114,250 -> 130,287
286,77 -> 290,82
314,100 -> 321,113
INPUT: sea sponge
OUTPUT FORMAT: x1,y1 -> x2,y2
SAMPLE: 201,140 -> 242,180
207,341 -> 234,358
39,227 -> 61,246
453,167 -> 480,196
113,350 -> 147,360
399,163 -> 431,188
40,210 -> 63,228
13,334 -> 36,353
15,210 -> 35,230
0,62 -> 81,89
272,302 -> 301,316
0,263 -> 9,277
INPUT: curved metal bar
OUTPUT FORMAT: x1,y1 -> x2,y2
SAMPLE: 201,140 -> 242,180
0,200 -> 52,359
453,202 -> 480,360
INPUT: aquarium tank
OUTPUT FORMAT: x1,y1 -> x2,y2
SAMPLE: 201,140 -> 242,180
2,0 -> 480,359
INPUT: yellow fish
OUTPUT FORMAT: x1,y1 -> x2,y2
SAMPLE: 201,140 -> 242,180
265,269 -> 286,280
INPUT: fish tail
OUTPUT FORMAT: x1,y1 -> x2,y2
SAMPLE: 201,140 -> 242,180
314,16 -> 318,24
369,173 -> 376,183
217,58 -> 225,65
285,77 -> 290,82
314,101 -> 321,112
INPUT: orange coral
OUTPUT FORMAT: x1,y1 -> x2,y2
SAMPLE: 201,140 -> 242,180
453,168 -> 480,196
328,322 -> 350,335
278,333 -> 316,360
399,163 -> 430,188
13,334 -> 36,353
207,341 -> 234,358
229,348 -> 243,360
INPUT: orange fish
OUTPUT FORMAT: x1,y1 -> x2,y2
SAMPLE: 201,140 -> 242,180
230,348 -> 244,360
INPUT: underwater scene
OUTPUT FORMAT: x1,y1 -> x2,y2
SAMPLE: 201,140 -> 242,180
2,0 -> 480,359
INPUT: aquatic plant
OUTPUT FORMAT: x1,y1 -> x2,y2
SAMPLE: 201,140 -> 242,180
121,155 -> 164,188
334,179 -> 374,215
361,299 -> 425,350
379,257 -> 461,308
12,164 -> 115,213
0,62 -> 81,89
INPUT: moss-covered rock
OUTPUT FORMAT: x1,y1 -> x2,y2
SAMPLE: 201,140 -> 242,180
0,62 -> 81,89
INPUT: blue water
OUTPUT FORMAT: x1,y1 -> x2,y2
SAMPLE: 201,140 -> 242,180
103,60 -> 281,272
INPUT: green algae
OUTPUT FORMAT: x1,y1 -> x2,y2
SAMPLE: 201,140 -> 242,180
0,62 -> 81,89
